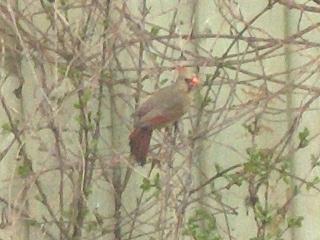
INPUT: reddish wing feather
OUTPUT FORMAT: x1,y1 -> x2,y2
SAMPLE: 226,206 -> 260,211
145,115 -> 171,128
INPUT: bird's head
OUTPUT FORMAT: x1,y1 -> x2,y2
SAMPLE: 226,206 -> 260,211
175,66 -> 200,92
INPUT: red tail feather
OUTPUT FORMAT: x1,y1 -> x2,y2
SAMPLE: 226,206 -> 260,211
129,127 -> 153,165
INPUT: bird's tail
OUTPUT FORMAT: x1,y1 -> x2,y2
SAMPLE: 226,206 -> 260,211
129,127 -> 153,165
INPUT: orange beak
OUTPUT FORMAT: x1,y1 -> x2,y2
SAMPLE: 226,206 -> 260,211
190,76 -> 200,87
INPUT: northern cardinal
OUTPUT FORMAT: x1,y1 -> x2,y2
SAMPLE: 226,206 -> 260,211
129,68 -> 200,165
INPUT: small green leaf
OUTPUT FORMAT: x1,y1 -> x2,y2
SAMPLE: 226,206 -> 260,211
73,102 -> 81,109
140,178 -> 151,191
306,176 -> 320,190
17,163 -> 32,177
298,127 -> 310,148
60,0 -> 68,6
34,195 -> 42,202
82,89 -> 92,105
287,216 -> 303,228
75,115 -> 84,126
206,74 -> 213,81
150,26 -> 160,36
202,96 -> 212,107
103,19 -> 109,28
311,154 -> 320,168
160,78 -> 168,85
225,173 -> 243,187
183,208 -> 222,240
84,187 -> 93,196
153,173 -> 161,190
86,221 -> 98,232
255,204 -> 272,224
299,127 -> 309,139
1,123 -> 12,133
13,85 -> 22,99
214,163 -> 221,173
26,219 -> 38,226
62,210 -> 72,219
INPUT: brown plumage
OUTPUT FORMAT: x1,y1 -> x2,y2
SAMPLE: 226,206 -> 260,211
129,68 -> 199,165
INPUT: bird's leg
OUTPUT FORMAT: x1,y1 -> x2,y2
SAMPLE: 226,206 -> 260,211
164,121 -> 179,141
173,121 -> 179,138
162,126 -> 174,168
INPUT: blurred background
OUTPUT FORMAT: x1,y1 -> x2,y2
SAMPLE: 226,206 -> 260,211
0,0 -> 320,239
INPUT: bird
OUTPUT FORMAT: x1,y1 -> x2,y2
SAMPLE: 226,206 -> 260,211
129,67 -> 200,165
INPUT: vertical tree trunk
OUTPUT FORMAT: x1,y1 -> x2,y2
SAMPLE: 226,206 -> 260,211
0,1 -> 29,238
284,6 -> 297,240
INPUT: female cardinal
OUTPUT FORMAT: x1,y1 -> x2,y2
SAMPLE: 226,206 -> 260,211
129,69 -> 200,165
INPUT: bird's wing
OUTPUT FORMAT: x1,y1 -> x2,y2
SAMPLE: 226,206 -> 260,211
134,86 -> 171,123
134,85 -> 188,128
136,101 -> 186,128
137,108 -> 171,128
